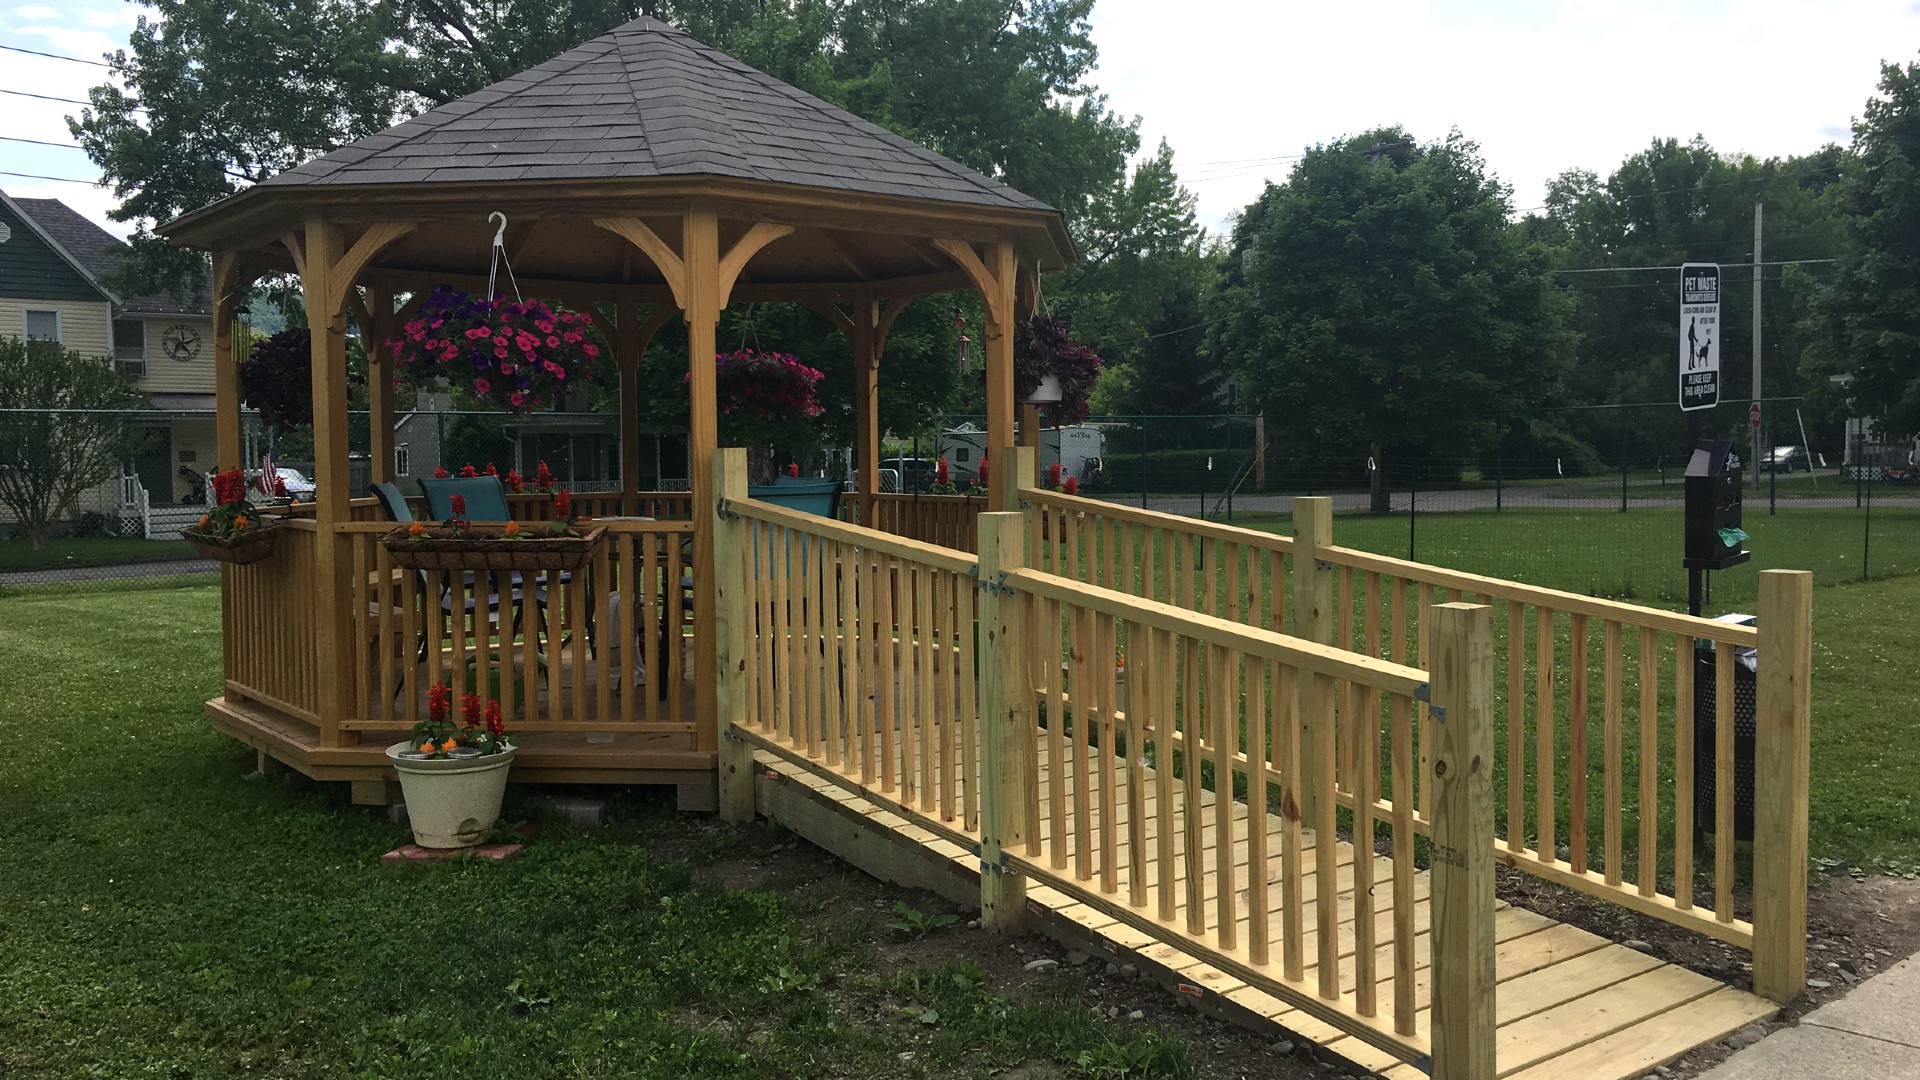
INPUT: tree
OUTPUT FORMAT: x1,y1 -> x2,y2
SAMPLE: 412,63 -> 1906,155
1538,137 -> 1844,460
1804,60 -> 1920,439
1211,128 -> 1570,510
0,338 -> 147,548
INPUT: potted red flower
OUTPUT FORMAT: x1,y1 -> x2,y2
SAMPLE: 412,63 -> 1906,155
385,682 -> 517,848
381,489 -> 604,572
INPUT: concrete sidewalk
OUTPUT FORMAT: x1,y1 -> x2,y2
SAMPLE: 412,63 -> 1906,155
1700,956 -> 1920,1079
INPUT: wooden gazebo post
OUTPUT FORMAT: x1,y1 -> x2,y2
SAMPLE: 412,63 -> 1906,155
935,235 -> 1019,512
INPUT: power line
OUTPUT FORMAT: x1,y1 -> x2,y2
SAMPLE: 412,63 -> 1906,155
0,88 -> 94,106
0,134 -> 85,149
0,169 -> 101,185
1556,258 -> 1836,273
0,43 -> 111,67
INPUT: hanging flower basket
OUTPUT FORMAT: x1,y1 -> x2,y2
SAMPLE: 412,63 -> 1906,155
182,524 -> 281,565
388,285 -> 606,411
180,468 -> 281,564
1011,315 -> 1103,424
382,524 -> 605,573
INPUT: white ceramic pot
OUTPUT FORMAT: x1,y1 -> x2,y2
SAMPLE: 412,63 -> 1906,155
1026,374 -> 1064,403
386,742 -> 518,848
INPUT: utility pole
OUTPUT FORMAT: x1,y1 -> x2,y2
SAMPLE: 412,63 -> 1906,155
1752,200 -> 1764,490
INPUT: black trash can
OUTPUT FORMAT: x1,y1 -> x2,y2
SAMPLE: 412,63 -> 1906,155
1693,617 -> 1757,842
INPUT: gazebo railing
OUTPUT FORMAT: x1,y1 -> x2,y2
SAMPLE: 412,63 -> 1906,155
225,520 -> 325,723
848,492 -> 986,553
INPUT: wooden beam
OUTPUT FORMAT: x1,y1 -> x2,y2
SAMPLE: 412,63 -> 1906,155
1428,602 -> 1497,1080
594,216 -> 689,310
804,300 -> 856,337
280,230 -> 306,278
325,222 -> 416,316
210,250 -> 256,472
716,222 -> 796,308
297,211 -> 351,750
1753,569 -> 1813,1003
873,296 -> 910,356
850,289 -> 881,525
713,447 -> 753,821
976,511 -> 1031,930
683,208 -> 722,753
357,283 -> 397,484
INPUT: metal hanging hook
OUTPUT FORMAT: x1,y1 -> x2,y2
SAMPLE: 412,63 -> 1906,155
486,212 -> 522,303
489,211 -> 508,249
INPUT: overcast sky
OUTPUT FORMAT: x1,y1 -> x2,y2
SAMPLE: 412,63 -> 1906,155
3,0 -> 1916,237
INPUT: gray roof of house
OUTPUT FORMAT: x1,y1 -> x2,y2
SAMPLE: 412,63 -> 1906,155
260,17 -> 1055,215
13,197 -> 211,315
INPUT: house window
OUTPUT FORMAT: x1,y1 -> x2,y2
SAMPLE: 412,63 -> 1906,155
24,309 -> 60,342
394,443 -> 410,478
113,319 -> 147,377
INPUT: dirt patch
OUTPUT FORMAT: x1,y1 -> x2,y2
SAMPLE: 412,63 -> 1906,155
695,819 -> 1328,1079
1497,867 -> 1920,1077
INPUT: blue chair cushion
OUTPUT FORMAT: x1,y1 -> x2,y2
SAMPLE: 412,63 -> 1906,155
418,476 -> 512,521
748,477 -> 842,519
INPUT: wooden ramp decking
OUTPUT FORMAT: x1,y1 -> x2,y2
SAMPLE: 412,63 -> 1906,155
746,732 -> 1776,1079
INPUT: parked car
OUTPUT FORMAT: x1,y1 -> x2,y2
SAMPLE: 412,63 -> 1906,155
232,467 -> 317,500
1761,445 -> 1809,473
880,456 -> 938,491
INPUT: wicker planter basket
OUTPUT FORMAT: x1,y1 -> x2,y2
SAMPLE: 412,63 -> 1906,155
181,525 -> 281,565
381,524 -> 605,572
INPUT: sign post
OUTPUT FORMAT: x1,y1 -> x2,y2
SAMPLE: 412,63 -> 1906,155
1680,263 -> 1721,411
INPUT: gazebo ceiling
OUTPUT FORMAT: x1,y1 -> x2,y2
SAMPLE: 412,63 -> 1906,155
160,17 -> 1072,296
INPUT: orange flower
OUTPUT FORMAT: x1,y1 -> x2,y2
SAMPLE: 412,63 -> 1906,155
407,520 -> 426,536
439,738 -> 457,752
502,520 -> 520,537
418,740 -> 434,753
196,514 -> 210,528
233,515 -> 249,530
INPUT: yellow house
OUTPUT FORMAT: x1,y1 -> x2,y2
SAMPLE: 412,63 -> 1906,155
0,189 -> 216,514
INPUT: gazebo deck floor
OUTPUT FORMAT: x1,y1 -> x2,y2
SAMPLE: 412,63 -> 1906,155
207,651 -> 716,809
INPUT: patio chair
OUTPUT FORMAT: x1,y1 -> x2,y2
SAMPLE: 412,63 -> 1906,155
372,482 -> 549,666
417,475 -> 513,521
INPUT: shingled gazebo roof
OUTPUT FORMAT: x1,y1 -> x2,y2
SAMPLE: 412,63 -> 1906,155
260,17 -> 1051,213
162,17 -> 1071,289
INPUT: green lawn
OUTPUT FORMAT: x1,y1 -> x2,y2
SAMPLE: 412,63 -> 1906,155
0,584 -> 1197,1079
0,536 -> 197,572
1230,505 -> 1920,611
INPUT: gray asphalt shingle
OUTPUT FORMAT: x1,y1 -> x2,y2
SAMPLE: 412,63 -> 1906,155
255,17 -> 1051,214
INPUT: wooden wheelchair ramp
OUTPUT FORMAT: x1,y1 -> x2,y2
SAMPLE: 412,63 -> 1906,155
745,736 -> 1775,1079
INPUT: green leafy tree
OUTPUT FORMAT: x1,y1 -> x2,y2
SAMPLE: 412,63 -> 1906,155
0,338 -> 148,548
1804,60 -> 1920,440
1211,128 -> 1570,510
1539,137 -> 1844,460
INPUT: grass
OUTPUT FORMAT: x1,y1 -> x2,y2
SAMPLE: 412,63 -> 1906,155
1227,505 -> 1920,610
0,584 -> 1195,1079
0,535 -> 196,572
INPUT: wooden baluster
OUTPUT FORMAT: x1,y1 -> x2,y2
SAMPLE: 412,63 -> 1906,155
1390,691 -> 1416,1036
1507,601 -> 1526,853
961,567 -> 982,833
823,539 -> 846,770
842,537 -> 866,780
1417,581 -> 1434,823
1124,620 -> 1148,907
1279,657 -> 1304,982
1152,626 -> 1177,923
1639,626 -> 1660,895
1246,654 -> 1271,967
1569,613 -> 1589,874
1715,638 -> 1735,922
1604,619 -> 1625,885
1047,596 -> 1068,870
876,552 -> 897,793
1675,635 -> 1695,910
1099,613 -> 1120,893
1536,607 -> 1557,864
639,531 -> 659,726
915,563 -> 935,811
1181,632 -> 1206,936
1073,603 -> 1094,882
934,567 -> 954,820
1209,642 -> 1235,948
594,535 -> 614,725
1352,677 -> 1377,1019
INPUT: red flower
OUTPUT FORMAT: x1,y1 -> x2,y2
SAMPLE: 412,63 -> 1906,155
554,489 -> 572,520
977,456 -> 989,485
459,464 -> 478,478
506,469 -> 526,493
433,466 -> 450,479
484,463 -> 498,476
427,683 -> 451,722
460,691 -> 483,728
485,700 -> 504,736
1048,461 -> 1063,487
1063,476 -> 1079,496
935,458 -> 950,486
450,493 -> 466,517
786,463 -> 799,477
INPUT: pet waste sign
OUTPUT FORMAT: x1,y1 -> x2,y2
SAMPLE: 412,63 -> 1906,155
1679,263 -> 1720,411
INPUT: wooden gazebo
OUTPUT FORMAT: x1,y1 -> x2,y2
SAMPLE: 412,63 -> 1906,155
161,16 -> 1069,804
